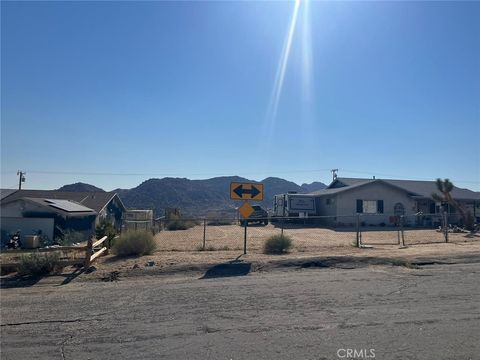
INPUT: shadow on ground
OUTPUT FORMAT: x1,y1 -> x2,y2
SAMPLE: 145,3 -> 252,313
0,274 -> 42,289
0,266 -> 95,288
201,261 -> 252,279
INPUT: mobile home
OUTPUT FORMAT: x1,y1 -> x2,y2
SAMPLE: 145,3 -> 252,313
272,193 -> 318,218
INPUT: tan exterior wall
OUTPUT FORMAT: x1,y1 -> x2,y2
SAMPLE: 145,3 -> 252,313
315,196 -> 337,217
335,182 -> 417,225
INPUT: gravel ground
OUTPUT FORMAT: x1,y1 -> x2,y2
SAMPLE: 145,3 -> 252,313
1,260 -> 479,360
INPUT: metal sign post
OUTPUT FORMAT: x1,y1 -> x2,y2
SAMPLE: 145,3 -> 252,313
230,182 -> 264,255
243,221 -> 247,255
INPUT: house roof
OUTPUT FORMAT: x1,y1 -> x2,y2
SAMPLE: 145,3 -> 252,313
0,189 -> 17,201
0,189 -> 126,213
22,197 -> 96,217
309,178 -> 480,200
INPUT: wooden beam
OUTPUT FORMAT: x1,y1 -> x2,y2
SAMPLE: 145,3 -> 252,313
89,247 -> 107,263
92,236 -> 108,249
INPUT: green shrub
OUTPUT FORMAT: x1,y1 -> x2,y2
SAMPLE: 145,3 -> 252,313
18,252 -> 62,276
95,219 -> 116,241
263,234 -> 293,254
112,231 -> 157,257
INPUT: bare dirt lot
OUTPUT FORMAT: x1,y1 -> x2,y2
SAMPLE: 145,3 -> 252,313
2,225 -> 479,283
82,226 -> 479,281
155,223 -> 475,252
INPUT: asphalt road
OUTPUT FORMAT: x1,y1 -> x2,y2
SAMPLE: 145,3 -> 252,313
1,263 -> 479,360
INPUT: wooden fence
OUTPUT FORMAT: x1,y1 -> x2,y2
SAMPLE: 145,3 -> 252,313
0,236 -> 110,271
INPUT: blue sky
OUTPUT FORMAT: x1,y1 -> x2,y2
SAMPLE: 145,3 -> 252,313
1,1 -> 479,191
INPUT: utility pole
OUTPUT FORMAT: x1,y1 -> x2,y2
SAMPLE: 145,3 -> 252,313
331,169 -> 338,182
17,170 -> 26,190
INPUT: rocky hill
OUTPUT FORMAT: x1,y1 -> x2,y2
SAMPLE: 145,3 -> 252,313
114,176 -> 326,216
60,177 -> 327,216
57,182 -> 105,192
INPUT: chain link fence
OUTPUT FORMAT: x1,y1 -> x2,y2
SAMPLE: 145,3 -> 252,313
153,213 -> 478,253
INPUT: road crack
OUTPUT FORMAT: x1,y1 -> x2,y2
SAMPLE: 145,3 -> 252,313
60,334 -> 73,360
1,312 -> 111,327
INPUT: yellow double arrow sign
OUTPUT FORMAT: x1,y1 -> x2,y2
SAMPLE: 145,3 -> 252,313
230,182 -> 264,201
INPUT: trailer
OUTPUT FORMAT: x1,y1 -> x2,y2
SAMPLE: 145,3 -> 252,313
272,193 -> 318,218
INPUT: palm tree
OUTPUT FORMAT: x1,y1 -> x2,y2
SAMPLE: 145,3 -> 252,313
432,178 -> 474,230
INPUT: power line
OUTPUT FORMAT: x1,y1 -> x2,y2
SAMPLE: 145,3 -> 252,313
2,168 -> 478,185
5,168 -> 333,177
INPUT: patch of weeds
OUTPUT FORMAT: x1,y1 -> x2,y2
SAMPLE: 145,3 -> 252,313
17,252 -> 63,276
101,271 -> 120,282
112,231 -> 156,257
166,215 -> 200,231
263,234 -> 293,254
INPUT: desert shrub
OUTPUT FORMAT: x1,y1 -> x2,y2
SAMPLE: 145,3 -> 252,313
112,231 -> 157,257
263,234 -> 293,254
18,252 -> 62,276
95,219 -> 116,241
166,220 -> 189,231
166,217 -> 199,231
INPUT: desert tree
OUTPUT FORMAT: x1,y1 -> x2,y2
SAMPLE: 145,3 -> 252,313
432,178 -> 474,230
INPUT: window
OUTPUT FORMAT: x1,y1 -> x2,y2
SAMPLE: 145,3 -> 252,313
326,198 -> 335,205
356,200 -> 384,214
363,200 -> 377,214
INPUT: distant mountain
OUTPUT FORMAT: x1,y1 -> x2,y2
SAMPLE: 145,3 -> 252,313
61,177 -> 326,216
115,176 -> 326,216
300,181 -> 328,193
57,182 -> 105,192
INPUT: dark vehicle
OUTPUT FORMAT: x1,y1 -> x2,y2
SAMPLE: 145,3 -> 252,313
240,205 -> 269,226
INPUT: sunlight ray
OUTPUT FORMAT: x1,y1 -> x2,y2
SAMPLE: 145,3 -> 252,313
265,0 -> 301,135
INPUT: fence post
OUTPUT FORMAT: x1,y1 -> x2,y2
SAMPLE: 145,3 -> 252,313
400,215 -> 406,248
203,218 -> 206,250
444,211 -> 449,243
356,214 -> 360,247
397,221 -> 401,245
84,237 -> 93,268
281,216 -> 285,236
105,236 -> 110,255
243,221 -> 248,255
